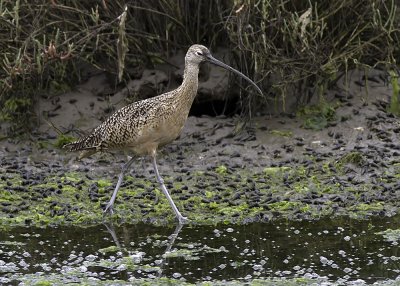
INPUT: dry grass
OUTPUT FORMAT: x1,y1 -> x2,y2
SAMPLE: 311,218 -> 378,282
225,0 -> 399,112
0,0 -> 399,131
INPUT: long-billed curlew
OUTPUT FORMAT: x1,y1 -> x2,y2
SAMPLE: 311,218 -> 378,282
64,44 -> 263,224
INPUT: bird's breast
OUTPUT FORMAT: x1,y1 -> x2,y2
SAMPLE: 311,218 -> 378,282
127,113 -> 187,155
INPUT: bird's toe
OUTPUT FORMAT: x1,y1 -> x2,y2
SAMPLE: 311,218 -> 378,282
103,204 -> 114,215
178,216 -> 189,225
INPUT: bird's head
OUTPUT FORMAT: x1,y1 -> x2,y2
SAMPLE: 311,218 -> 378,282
185,44 -> 263,97
185,44 -> 211,65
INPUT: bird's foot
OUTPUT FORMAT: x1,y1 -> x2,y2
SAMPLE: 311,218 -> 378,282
177,215 -> 189,225
103,203 -> 115,216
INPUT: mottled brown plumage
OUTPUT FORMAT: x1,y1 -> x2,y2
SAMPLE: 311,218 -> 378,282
64,44 -> 263,224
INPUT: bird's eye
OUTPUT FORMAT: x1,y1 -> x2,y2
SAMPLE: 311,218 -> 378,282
196,51 -> 203,56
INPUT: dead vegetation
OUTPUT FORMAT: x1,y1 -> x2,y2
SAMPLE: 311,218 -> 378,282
0,0 -> 399,132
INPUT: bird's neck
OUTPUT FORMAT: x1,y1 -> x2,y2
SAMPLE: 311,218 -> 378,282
178,62 -> 199,105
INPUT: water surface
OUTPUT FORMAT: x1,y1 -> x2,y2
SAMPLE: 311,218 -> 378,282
1,215 -> 400,285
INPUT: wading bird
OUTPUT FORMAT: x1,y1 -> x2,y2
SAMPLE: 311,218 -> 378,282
64,44 -> 263,224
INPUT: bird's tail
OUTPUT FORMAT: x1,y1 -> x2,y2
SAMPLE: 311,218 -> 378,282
63,129 -> 103,151
63,139 -> 90,152
63,134 -> 101,159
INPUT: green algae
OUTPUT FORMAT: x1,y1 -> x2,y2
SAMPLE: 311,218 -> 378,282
34,281 -> 53,286
164,243 -> 227,261
269,129 -> 293,137
376,228 -> 400,243
263,166 -> 290,175
336,151 -> 365,168
0,151 -> 399,227
297,103 -> 337,130
353,202 -> 384,212
5,274 -> 363,286
53,134 -> 76,148
215,165 -> 228,174
98,245 -> 120,254
268,201 -> 303,212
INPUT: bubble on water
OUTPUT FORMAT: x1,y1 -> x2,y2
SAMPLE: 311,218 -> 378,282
18,259 -> 29,268
252,264 -> 263,271
61,265 -> 74,273
320,256 -> 329,264
0,277 -> 10,284
116,264 -> 126,271
351,279 -> 366,285
130,252 -> 145,263
344,267 -> 352,273
85,254 -> 97,262
172,272 -> 182,278
303,273 -> 312,279
68,254 -> 77,260
22,251 -> 31,258
79,265 -> 88,272
344,236 -> 351,241
294,230 -> 300,235
226,228 -> 234,233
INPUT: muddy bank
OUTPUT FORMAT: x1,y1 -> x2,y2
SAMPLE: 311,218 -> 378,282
0,69 -> 399,226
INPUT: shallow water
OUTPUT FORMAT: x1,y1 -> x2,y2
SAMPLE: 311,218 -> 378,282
1,215 -> 400,285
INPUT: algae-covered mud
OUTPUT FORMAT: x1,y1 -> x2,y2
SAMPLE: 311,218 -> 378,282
1,69 -> 400,226
1,70 -> 400,284
2,216 -> 400,285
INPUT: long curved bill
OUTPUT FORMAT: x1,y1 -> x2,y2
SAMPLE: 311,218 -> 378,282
206,55 -> 263,97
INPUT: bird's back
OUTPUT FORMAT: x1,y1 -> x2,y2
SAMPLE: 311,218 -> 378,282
64,89 -> 191,158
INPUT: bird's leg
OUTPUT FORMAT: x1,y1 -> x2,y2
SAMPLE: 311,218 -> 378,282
151,153 -> 188,224
104,157 -> 135,215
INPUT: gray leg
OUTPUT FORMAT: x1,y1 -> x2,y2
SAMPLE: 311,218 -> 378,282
151,154 -> 188,224
104,157 -> 135,215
